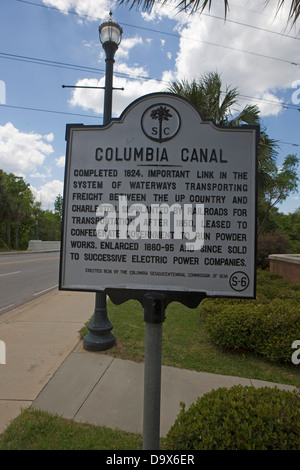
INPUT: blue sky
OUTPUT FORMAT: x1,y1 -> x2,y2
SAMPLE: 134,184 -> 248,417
0,0 -> 299,213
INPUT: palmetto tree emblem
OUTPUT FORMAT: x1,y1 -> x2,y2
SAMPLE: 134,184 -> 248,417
141,102 -> 181,142
150,106 -> 173,141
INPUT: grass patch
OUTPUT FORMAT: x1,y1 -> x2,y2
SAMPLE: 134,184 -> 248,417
0,408 -> 144,450
1,269 -> 299,450
80,273 -> 300,387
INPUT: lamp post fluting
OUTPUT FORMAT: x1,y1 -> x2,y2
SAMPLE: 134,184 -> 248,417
83,12 -> 122,352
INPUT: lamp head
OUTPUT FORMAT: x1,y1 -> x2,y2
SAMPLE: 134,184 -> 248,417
99,11 -> 123,46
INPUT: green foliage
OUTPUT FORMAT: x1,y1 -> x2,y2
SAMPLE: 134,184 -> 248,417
257,153 -> 299,236
121,0 -> 299,27
256,231 -> 289,269
0,170 -> 34,249
256,269 -> 300,299
37,210 -> 62,241
256,206 -> 300,255
0,170 -> 62,248
165,385 -> 300,450
54,194 -> 63,222
167,72 -> 299,219
202,270 -> 300,363
204,299 -> 300,362
276,208 -> 300,253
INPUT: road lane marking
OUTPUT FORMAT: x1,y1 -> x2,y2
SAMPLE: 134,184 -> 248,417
0,271 -> 22,277
0,257 -> 59,265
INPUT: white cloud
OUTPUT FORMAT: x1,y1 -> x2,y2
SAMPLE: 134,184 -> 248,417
42,0 -> 112,21
141,1 -> 300,117
115,62 -> 149,79
62,0 -> 299,120
44,132 -> 54,142
69,78 -> 103,114
254,92 -> 284,117
69,75 -> 164,117
0,123 -> 54,176
117,36 -> 144,59
55,155 -> 66,167
30,168 -> 53,179
113,77 -> 164,114
142,3 -> 176,23
31,180 -> 64,209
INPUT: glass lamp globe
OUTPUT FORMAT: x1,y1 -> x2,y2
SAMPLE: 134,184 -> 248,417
99,12 -> 123,46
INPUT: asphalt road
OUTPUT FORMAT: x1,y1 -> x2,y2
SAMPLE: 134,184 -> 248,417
0,251 -> 60,314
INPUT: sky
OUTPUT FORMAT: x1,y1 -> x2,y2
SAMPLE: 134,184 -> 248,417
0,0 -> 299,214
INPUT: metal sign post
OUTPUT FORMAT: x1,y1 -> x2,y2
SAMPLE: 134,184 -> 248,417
142,293 -> 166,450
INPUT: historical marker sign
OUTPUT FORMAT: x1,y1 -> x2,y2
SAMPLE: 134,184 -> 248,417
60,93 -> 258,298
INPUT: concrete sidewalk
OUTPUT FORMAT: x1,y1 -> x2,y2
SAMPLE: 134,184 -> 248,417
0,289 -> 296,437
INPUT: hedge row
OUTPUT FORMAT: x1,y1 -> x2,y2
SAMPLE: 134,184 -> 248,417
201,270 -> 300,363
165,385 -> 300,450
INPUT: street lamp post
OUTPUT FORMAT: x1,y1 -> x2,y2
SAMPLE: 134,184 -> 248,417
100,13 -> 123,125
83,12 -> 123,352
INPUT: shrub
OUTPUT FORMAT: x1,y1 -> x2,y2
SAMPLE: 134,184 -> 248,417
165,386 -> 300,450
256,269 -> 300,301
201,270 -> 300,363
204,299 -> 300,363
250,300 -> 300,362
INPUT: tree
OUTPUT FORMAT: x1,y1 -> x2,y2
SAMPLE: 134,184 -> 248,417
167,73 -> 278,196
167,74 -> 299,238
168,75 -> 260,127
37,210 -> 62,241
0,171 -> 34,249
270,207 -> 300,252
120,0 -> 299,26
257,154 -> 299,235
54,194 -> 63,223
0,170 -> 10,248
12,177 -> 34,249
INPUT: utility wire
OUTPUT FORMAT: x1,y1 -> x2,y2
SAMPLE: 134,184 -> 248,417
14,0 -> 300,66
0,102 -> 298,146
199,12 -> 300,40
15,0 -> 300,41
0,103 -> 100,119
0,52 -> 104,74
0,104 -> 299,147
237,93 -> 300,111
1,102 -> 299,150
5,0 -> 300,142
0,50 -> 299,112
0,51 -> 162,83
280,141 -> 299,147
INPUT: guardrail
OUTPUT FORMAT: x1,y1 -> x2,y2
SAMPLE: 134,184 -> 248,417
27,240 -> 60,251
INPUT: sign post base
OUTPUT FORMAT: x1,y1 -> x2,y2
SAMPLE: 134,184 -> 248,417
83,291 -> 116,351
